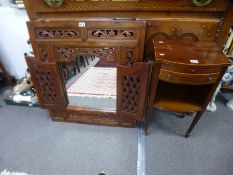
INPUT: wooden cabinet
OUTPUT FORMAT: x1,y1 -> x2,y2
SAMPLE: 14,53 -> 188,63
145,40 -> 230,136
23,0 -> 232,132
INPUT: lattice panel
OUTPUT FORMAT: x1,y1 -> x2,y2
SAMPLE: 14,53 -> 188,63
121,72 -> 142,115
56,47 -> 116,62
36,29 -> 80,39
34,64 -> 59,106
88,29 -> 136,39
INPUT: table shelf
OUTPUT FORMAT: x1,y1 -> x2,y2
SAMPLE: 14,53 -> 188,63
154,80 -> 212,113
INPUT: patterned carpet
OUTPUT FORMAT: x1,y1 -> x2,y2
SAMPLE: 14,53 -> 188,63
67,67 -> 116,99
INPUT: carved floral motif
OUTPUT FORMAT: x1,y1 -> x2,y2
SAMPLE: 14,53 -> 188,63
126,48 -> 135,65
88,29 -> 136,39
56,47 -> 116,63
36,29 -> 80,39
39,48 -> 49,63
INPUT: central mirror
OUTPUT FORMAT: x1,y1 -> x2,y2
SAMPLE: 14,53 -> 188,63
60,54 -> 117,111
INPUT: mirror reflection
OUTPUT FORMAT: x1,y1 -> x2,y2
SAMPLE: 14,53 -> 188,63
61,55 -> 117,110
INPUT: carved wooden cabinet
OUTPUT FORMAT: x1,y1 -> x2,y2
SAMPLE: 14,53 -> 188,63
24,0 -> 232,129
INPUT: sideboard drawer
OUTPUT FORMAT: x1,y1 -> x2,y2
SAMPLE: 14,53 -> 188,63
161,64 -> 222,74
147,18 -> 220,41
159,69 -> 219,85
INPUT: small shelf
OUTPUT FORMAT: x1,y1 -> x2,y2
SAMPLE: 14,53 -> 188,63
154,80 -> 211,113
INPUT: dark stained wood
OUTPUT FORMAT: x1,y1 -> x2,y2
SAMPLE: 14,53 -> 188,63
154,40 -> 230,66
24,0 -> 232,130
117,62 -> 150,126
216,0 -> 233,46
25,56 -> 68,109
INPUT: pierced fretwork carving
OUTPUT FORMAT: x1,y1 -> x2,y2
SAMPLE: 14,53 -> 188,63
36,29 -> 80,39
121,72 -> 142,115
88,29 -> 136,39
126,48 -> 135,65
39,48 -> 49,63
56,47 -> 116,63
34,65 -> 58,106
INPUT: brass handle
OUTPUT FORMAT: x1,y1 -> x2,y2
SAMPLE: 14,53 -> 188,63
44,0 -> 64,8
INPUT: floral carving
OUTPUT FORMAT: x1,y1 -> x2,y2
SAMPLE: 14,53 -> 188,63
36,29 -> 80,39
39,48 -> 49,63
56,47 -> 116,63
126,48 -> 135,65
88,29 -> 136,39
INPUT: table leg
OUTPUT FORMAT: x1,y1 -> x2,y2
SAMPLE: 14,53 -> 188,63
185,111 -> 204,137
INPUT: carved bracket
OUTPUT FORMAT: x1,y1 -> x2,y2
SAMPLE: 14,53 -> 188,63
126,48 -> 135,65
34,64 -> 59,106
39,48 -> 49,63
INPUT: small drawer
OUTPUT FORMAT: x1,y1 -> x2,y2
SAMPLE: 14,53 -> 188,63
161,64 -> 222,74
159,69 -> 219,85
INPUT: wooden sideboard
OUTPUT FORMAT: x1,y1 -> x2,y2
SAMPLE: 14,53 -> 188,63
23,0 -> 233,130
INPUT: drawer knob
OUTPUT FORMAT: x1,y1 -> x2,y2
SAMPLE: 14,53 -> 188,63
202,25 -> 207,28
207,33 -> 212,36
208,77 -> 213,82
167,73 -> 172,80
44,0 -> 64,8
191,69 -> 195,73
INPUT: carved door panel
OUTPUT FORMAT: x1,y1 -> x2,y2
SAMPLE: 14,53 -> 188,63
26,56 -> 67,109
117,62 -> 150,126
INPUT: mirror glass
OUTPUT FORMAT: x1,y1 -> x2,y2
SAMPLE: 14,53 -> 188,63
61,55 -> 117,111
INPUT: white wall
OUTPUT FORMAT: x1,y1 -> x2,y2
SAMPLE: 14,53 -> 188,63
0,5 -> 31,79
